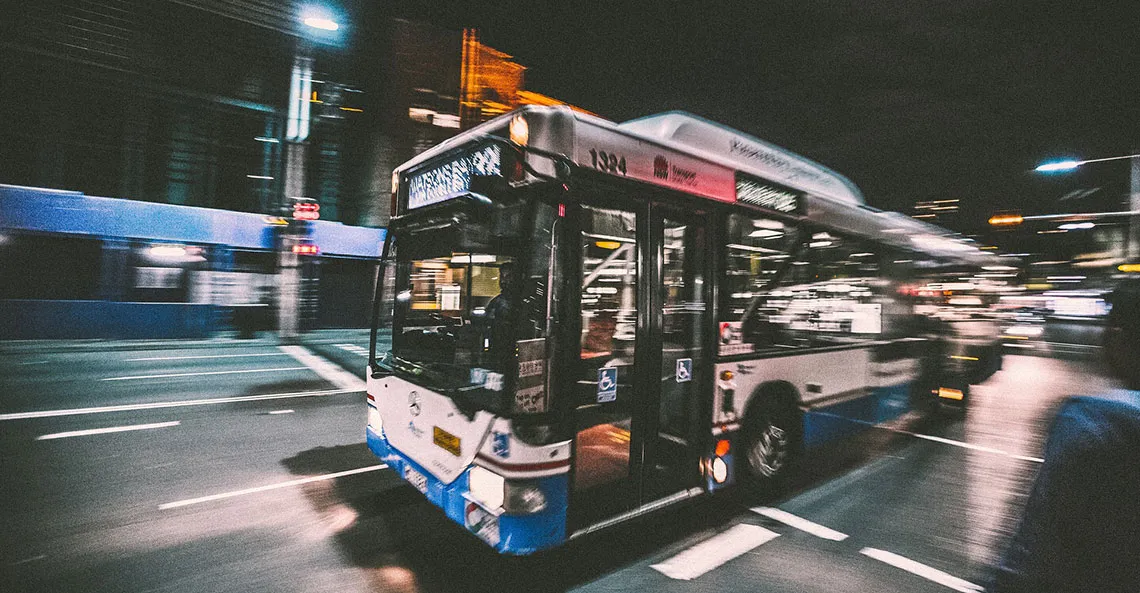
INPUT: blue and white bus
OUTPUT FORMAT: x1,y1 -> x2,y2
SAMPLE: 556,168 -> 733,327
366,106 -> 1000,554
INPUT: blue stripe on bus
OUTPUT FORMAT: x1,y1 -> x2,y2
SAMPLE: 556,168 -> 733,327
802,382 -> 912,448
365,426 -> 569,555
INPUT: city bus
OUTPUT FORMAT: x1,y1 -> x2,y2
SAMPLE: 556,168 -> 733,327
365,106 -> 999,554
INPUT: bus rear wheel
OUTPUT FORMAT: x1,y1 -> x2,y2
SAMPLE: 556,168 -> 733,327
737,398 -> 799,498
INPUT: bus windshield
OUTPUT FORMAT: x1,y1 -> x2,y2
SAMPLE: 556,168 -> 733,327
378,196 -> 557,415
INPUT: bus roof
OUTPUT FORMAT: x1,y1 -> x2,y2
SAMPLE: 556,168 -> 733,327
395,106 -> 995,265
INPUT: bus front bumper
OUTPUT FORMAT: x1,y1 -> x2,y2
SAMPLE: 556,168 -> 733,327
366,426 -> 568,555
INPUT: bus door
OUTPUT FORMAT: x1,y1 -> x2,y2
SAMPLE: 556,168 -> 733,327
642,209 -> 708,501
568,201 -> 707,530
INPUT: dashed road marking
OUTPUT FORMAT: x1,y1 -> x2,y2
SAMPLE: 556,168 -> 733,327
650,524 -> 779,580
125,353 -> 292,361
37,421 -> 180,440
101,367 -> 309,381
267,409 -> 295,415
158,464 -> 387,510
0,388 -> 358,421
752,507 -> 848,541
860,547 -> 984,592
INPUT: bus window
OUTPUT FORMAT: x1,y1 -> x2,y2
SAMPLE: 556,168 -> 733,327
756,232 -> 884,348
723,218 -> 888,352
720,213 -> 799,354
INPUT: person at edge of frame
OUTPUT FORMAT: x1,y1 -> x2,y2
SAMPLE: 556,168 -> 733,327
990,278 -> 1140,593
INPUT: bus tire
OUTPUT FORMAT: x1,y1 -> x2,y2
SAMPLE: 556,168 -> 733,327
736,386 -> 801,499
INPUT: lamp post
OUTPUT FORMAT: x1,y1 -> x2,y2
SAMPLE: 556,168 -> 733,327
1035,153 -> 1140,260
278,9 -> 341,342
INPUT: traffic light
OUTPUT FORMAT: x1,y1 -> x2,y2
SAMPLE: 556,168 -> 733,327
292,200 -> 320,221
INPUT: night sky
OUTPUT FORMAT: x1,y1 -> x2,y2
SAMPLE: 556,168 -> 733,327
391,2 -> 1140,233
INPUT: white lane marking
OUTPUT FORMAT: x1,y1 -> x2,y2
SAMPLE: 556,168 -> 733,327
101,367 -> 309,381
158,464 -> 387,510
911,434 -> 1044,464
752,507 -> 848,541
0,388 -> 357,421
860,548 -> 984,592
279,345 -> 366,391
812,411 -> 1045,464
125,353 -> 291,361
10,554 -> 47,566
268,409 -> 295,415
911,434 -> 1011,456
36,421 -> 180,441
650,524 -> 779,581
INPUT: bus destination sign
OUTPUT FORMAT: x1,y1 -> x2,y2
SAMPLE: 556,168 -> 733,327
735,173 -> 801,214
407,144 -> 502,210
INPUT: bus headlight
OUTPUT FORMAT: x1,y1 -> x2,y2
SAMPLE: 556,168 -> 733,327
469,466 -> 505,510
504,480 -> 547,514
712,457 -> 728,484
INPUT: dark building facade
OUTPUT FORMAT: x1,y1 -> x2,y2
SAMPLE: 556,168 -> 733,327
1,0 -> 383,223
1,2 -> 589,227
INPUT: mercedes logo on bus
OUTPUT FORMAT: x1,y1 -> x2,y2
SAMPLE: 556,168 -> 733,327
408,391 -> 421,416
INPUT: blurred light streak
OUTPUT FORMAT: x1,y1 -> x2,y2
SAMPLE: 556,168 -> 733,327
148,244 -> 187,258
302,17 -> 339,31
1035,160 -> 1081,172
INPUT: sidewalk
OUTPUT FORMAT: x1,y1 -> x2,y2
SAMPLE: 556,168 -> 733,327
0,328 -> 383,354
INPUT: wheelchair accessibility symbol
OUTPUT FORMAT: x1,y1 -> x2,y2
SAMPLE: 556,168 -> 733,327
676,358 -> 692,383
597,367 -> 618,403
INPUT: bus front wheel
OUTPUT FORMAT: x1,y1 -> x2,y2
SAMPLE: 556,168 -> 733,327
737,395 -> 800,498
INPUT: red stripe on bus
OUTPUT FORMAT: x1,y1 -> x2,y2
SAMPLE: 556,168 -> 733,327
366,394 -> 375,402
475,453 -> 570,473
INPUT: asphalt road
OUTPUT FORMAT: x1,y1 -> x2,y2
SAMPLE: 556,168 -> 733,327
0,335 -> 1124,593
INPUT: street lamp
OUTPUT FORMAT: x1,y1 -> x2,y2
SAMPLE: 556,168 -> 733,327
278,8 -> 343,342
1034,153 -> 1140,173
1034,153 -> 1140,260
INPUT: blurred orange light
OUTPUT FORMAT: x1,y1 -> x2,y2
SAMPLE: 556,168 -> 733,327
509,115 -> 529,146
595,241 -> 621,250
988,214 -> 1023,226
1118,263 -> 1140,273
937,387 -> 964,401
715,439 -> 731,456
